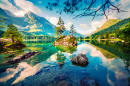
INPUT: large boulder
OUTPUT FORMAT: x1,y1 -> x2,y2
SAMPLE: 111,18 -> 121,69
80,77 -> 99,86
53,34 -> 77,46
71,53 -> 89,67
57,80 -> 71,86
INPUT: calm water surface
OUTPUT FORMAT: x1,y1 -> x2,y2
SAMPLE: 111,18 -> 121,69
0,40 -> 130,86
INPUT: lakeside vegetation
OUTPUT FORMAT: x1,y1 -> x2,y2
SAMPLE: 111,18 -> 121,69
79,18 -> 130,43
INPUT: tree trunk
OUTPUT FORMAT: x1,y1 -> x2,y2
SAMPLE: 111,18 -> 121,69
12,34 -> 14,43
60,32 -> 61,36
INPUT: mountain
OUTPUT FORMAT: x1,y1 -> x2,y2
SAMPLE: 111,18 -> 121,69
0,8 -> 83,37
91,17 -> 130,37
92,19 -> 121,34
62,30 -> 84,37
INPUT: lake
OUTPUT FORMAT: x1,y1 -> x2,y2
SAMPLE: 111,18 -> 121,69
0,40 -> 130,86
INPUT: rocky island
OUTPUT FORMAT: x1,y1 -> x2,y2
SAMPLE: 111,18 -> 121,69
53,34 -> 77,46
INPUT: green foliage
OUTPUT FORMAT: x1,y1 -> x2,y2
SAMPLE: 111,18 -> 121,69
92,18 -> 130,37
93,35 -> 98,39
0,30 -> 5,37
23,35 -> 56,41
57,17 -> 64,25
94,19 -> 120,33
55,45 -> 77,54
70,24 -> 76,35
3,23 -> 23,43
56,27 -> 60,35
0,16 -> 6,29
105,31 -> 110,39
56,35 -> 66,42
57,52 -> 66,62
56,17 -> 66,36
119,22 -> 130,42
68,36 -> 77,43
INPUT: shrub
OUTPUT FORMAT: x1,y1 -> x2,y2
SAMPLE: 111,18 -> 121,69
56,35 -> 66,42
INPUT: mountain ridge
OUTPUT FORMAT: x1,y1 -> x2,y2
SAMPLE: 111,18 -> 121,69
91,19 -> 121,35
91,17 -> 130,37
0,8 -> 83,37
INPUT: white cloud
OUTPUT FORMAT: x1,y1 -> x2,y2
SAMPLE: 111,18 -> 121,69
14,0 -> 44,17
79,23 -> 88,29
49,17 -> 59,26
46,15 -> 49,20
65,20 -> 72,30
14,11 -> 25,17
79,29 -> 96,35
38,1 -> 42,4
14,24 -> 29,29
91,21 -> 102,29
89,15 -> 117,35
0,0 -> 20,14
0,0 -> 45,17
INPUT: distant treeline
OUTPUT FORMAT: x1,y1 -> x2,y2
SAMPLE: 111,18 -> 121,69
81,18 -> 130,43
23,35 -> 56,40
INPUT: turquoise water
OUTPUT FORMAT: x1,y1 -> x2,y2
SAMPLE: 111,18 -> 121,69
0,41 -> 129,86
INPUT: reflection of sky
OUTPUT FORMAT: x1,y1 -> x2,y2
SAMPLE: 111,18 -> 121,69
0,42 -> 129,85
0,62 -> 45,85
48,42 -> 129,86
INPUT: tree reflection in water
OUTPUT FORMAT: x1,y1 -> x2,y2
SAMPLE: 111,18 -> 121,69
56,52 -> 66,68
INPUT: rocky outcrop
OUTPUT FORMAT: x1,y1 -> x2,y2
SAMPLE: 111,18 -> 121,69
53,34 -> 77,46
7,51 -> 40,64
8,42 -> 26,48
80,77 -> 99,86
71,53 -> 89,67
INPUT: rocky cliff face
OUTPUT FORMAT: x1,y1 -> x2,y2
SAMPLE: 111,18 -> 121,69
53,34 -> 77,46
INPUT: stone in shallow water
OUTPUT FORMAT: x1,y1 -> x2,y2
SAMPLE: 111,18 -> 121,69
60,74 -> 68,80
57,80 -> 71,86
43,64 -> 49,68
50,65 -> 56,67
80,77 -> 99,86
71,53 -> 89,67
44,68 -> 49,71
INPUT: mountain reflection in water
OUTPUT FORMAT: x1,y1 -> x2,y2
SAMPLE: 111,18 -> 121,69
0,40 -> 129,86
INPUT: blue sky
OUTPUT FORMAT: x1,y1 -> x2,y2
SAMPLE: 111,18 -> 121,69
0,0 -> 130,35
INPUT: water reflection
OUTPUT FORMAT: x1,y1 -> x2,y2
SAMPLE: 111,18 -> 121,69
89,40 -> 130,74
56,52 -> 66,68
0,40 -> 129,86
55,45 -> 77,54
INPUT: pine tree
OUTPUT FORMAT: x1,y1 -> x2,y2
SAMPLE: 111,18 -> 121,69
56,17 -> 66,36
3,23 -> 23,43
70,24 -> 76,36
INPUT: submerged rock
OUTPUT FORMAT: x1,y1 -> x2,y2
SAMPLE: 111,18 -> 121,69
53,34 -> 77,46
80,77 -> 99,86
60,74 -> 68,80
57,80 -> 71,86
71,53 -> 89,67
7,51 -> 40,64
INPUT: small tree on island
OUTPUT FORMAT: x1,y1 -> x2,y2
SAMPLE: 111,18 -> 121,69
3,23 -> 23,44
56,17 -> 66,36
70,24 -> 76,36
